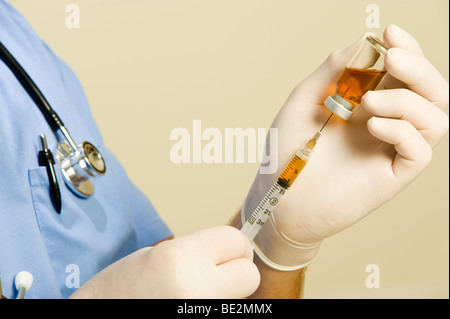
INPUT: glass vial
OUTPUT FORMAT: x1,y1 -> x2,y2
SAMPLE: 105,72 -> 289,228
325,35 -> 389,120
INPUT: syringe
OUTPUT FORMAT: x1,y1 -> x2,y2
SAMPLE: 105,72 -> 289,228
241,129 -> 322,241
241,35 -> 389,241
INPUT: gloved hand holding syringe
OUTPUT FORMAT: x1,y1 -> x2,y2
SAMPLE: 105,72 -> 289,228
241,36 -> 389,251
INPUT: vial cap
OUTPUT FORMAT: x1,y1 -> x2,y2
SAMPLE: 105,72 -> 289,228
324,93 -> 355,120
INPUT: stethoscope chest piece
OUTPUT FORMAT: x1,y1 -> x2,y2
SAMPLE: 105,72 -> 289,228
0,41 -> 107,199
56,140 -> 106,198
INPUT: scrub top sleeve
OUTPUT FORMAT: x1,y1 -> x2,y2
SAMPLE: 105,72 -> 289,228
40,39 -> 173,248
123,172 -> 173,247
103,147 -> 174,247
51,44 -> 173,247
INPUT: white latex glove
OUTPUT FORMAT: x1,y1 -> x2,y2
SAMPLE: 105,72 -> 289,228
244,25 -> 449,268
70,226 -> 260,298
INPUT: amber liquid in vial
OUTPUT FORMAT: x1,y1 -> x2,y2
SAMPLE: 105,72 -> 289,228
336,67 -> 387,105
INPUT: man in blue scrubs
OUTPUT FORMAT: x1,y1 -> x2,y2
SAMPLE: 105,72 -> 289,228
1,1 -> 448,299
0,0 -> 175,298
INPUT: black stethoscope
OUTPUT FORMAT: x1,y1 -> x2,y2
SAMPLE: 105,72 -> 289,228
0,41 -> 108,299
0,41 -> 106,198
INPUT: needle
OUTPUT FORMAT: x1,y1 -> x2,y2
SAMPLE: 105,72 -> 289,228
320,113 -> 333,132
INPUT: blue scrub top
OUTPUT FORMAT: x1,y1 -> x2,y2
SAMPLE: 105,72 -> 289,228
0,0 -> 172,298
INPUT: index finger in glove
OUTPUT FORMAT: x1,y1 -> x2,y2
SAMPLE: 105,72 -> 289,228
384,47 -> 449,109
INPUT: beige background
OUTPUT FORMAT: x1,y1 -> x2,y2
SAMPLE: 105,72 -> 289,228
9,0 -> 448,298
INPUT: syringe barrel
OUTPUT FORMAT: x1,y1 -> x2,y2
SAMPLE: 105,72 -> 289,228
241,132 -> 320,241
241,182 -> 286,241
277,132 -> 320,189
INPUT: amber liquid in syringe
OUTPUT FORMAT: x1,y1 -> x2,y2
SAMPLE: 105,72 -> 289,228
277,156 -> 307,189
336,67 -> 386,105
277,135 -> 319,189
241,133 -> 320,240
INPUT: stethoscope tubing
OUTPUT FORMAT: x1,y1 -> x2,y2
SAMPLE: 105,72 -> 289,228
0,39 -> 106,299
0,41 -> 64,132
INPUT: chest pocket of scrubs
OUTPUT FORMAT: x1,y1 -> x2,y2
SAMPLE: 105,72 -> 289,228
28,144 -> 140,298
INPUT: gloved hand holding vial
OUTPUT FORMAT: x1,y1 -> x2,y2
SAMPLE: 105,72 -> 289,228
237,25 -> 449,280
241,35 -> 390,243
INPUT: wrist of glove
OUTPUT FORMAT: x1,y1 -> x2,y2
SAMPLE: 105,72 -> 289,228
241,198 -> 321,271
